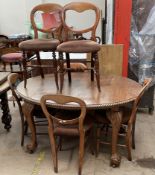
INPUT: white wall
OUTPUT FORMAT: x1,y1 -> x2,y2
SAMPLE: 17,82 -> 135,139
0,0 -> 42,35
0,0 -> 105,39
0,0 -> 27,35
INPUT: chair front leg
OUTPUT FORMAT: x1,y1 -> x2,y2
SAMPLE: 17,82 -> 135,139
132,117 -> 136,149
90,53 -> 94,81
36,51 -> 44,78
48,126 -> 58,173
66,53 -> 71,83
59,52 -> 64,93
126,124 -> 132,161
22,51 -> 27,88
79,131 -> 85,175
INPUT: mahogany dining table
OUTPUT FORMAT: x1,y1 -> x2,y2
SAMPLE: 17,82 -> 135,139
16,72 -> 142,167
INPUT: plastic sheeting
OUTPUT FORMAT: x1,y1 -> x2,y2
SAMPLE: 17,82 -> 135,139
129,2 -> 155,85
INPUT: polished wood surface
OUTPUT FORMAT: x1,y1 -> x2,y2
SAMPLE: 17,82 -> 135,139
17,73 -> 142,109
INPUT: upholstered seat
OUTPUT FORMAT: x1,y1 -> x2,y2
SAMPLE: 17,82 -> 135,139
54,121 -> 92,136
19,39 -> 60,51
1,53 -> 23,62
57,40 -> 101,53
1,52 -> 23,71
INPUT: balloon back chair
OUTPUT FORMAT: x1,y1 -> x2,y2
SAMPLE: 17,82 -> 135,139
40,94 -> 93,175
57,2 -> 101,92
19,3 -> 63,89
8,73 -> 26,146
95,78 -> 152,162
8,73 -> 48,147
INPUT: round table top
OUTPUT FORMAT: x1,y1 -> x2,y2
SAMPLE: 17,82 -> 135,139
17,73 -> 142,109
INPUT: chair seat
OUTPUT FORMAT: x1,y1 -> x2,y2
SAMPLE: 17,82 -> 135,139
53,110 -> 93,136
54,118 -> 93,136
1,53 -> 23,63
57,40 -> 101,53
19,39 -> 60,51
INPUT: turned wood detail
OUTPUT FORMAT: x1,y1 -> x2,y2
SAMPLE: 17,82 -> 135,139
0,92 -> 12,130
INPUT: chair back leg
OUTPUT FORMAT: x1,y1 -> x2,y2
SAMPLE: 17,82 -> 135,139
66,53 -> 71,83
59,52 -> 65,92
94,52 -> 101,92
36,51 -> 44,78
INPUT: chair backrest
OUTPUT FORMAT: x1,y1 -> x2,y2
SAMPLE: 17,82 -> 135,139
40,94 -> 86,131
61,2 -> 100,41
129,78 -> 152,124
0,35 -> 8,49
30,3 -> 62,40
7,73 -> 23,115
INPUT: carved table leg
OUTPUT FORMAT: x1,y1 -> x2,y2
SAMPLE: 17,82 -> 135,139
107,107 -> 122,167
0,92 -> 12,131
22,102 -> 37,153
